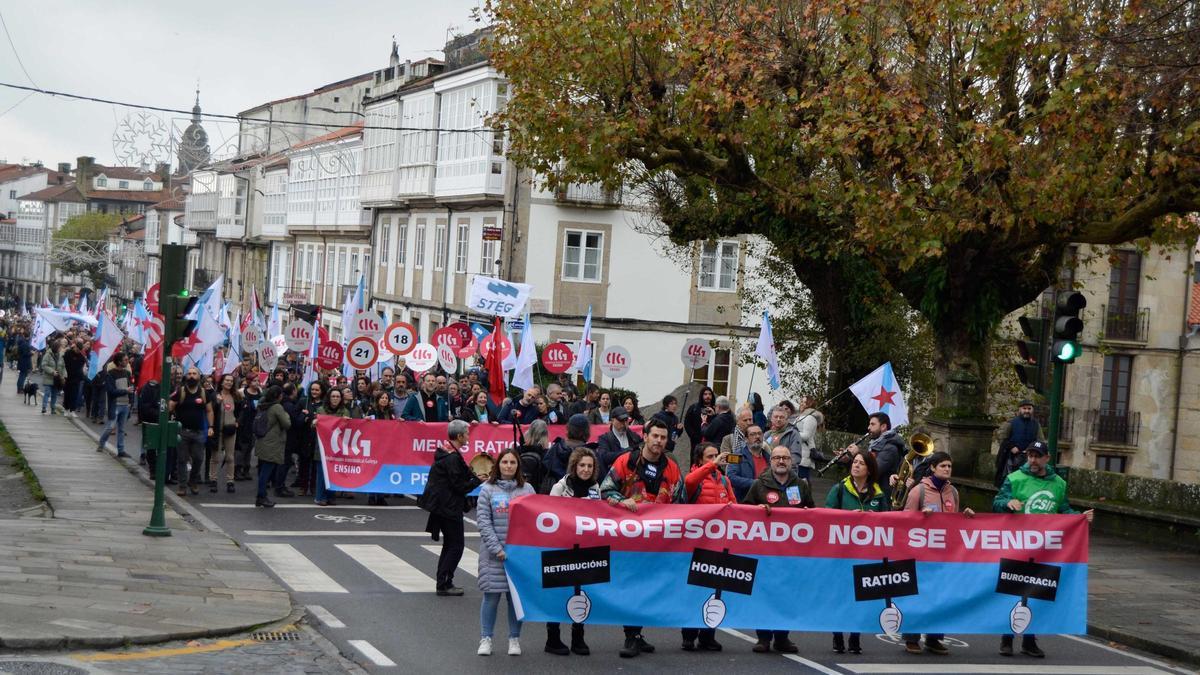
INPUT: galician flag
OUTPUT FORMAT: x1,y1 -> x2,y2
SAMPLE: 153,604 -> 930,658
572,305 -> 594,381
512,312 -> 537,392
301,308 -> 322,389
87,312 -> 124,380
849,362 -> 909,427
754,310 -> 781,390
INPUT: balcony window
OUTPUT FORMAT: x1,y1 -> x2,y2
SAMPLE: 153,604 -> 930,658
455,221 -> 469,273
562,230 -> 602,282
434,223 -> 447,271
699,240 -> 739,291
396,220 -> 408,265
379,218 -> 390,264
414,222 -> 426,269
691,347 -> 732,397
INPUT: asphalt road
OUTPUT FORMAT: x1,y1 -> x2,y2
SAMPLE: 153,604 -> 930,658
98,418 -> 1196,674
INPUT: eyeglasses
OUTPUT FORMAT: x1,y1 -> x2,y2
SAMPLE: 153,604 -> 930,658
771,456 -> 790,462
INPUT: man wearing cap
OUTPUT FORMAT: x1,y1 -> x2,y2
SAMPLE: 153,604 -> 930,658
994,400 -> 1045,487
993,440 -> 1093,658
596,406 -> 643,477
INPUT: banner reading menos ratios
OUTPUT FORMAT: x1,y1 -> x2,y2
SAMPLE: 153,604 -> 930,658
315,417 -> 626,494
504,495 -> 1088,635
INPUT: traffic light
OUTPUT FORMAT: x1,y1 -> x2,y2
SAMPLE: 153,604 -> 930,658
1015,315 -> 1048,393
1052,291 -> 1087,363
162,293 -> 199,346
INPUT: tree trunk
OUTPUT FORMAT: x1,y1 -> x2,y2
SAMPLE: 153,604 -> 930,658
930,322 -> 991,420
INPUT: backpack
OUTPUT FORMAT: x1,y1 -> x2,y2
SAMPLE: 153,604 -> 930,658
519,446 -> 548,495
253,405 -> 272,438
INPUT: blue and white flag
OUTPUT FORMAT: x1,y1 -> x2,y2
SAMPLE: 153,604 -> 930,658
467,275 -> 532,319
849,362 -> 909,427
572,306 -> 594,381
512,312 -> 536,392
754,310 -> 781,391
87,312 -> 124,380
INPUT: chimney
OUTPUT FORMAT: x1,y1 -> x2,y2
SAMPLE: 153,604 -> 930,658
76,156 -> 95,186
57,162 -> 70,174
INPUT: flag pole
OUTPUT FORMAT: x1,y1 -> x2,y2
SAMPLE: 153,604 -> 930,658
744,360 -> 758,408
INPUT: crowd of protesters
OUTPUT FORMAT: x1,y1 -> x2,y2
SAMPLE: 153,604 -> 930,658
1,311 -> 1093,662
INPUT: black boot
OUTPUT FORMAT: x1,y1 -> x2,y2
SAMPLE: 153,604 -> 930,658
544,624 -> 569,655
255,496 -> 275,508
848,633 -> 862,654
570,623 -> 589,656
619,636 -> 640,658
832,633 -> 845,654
999,635 -> 1014,656
1020,636 -> 1044,658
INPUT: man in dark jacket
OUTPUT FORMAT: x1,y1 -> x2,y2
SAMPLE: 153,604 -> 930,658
596,407 -> 643,476
15,330 -> 32,394
568,384 -> 600,417
700,395 -> 735,445
499,385 -> 541,423
418,420 -> 485,596
741,445 -> 812,654
544,414 -> 594,486
994,400 -> 1044,487
401,373 -> 448,421
62,338 -> 87,417
847,413 -> 906,497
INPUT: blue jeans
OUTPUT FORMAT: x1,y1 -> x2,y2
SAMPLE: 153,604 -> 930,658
257,460 -> 279,498
16,368 -> 28,392
98,404 -> 130,453
41,384 -> 60,413
481,592 -> 521,639
313,459 -> 328,503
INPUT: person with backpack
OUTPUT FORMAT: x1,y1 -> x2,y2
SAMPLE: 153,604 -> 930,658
517,419 -> 550,494
252,385 -> 290,508
680,441 -> 735,652
544,446 -> 601,656
543,414 -> 594,486
825,449 -> 889,655
234,380 -> 262,481
900,450 -> 975,655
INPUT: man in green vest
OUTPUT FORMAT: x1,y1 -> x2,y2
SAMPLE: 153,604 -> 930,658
993,440 -> 1094,659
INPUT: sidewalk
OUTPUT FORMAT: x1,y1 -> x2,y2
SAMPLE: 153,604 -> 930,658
809,474 -> 1200,665
0,387 -> 291,649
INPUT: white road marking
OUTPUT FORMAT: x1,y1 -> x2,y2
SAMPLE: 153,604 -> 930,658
718,628 -> 842,675
421,544 -> 479,577
244,530 -> 479,537
338,544 -> 438,592
348,639 -> 396,667
838,665 -> 1171,674
200,503 -> 419,509
305,604 -> 345,629
246,543 -> 347,593
1060,635 -> 1198,675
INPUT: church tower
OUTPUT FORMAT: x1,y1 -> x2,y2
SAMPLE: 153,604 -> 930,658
176,88 -> 211,175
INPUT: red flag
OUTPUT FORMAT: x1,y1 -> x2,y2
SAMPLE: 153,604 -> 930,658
140,340 -> 163,389
487,316 -> 506,406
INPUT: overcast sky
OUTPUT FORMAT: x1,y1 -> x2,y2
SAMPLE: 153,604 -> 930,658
0,0 -> 482,168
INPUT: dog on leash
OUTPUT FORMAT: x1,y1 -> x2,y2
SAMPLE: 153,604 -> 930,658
22,382 -> 39,405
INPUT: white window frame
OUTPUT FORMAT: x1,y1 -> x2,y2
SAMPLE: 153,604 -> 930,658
698,240 -> 739,292
414,221 -> 426,269
379,218 -> 390,264
396,220 -> 408,265
119,180 -> 129,189
561,229 -> 603,283
455,221 -> 469,273
433,222 -> 447,271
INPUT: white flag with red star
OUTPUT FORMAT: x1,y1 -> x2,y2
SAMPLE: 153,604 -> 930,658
849,361 -> 909,427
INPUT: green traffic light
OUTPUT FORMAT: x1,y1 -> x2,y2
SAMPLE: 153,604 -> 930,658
180,289 -> 189,297
1055,341 -> 1079,361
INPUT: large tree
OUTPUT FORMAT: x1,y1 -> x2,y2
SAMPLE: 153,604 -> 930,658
485,0 -> 1199,417
50,212 -> 121,290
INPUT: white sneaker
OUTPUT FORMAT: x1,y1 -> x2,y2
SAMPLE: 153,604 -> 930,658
508,638 -> 521,655
477,637 -> 492,656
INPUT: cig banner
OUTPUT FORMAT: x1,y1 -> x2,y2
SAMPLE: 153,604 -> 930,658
504,496 -> 1088,635
315,417 -> 626,494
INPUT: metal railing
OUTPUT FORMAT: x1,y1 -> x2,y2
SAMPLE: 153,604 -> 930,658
555,182 -> 621,206
1034,405 -> 1075,441
1102,304 -> 1149,342
1091,409 -> 1140,446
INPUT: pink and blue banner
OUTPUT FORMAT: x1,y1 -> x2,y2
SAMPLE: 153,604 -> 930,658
504,495 -> 1089,634
315,417 -> 629,494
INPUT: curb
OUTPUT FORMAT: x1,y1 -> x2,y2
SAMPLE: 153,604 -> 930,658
1088,621 -> 1200,668
69,416 -> 229,537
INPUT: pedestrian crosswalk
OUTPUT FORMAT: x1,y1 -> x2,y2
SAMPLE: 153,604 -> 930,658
247,540 -> 481,595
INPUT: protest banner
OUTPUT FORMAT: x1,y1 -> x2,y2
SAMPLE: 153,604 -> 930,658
315,418 -> 638,495
503,496 -> 1088,635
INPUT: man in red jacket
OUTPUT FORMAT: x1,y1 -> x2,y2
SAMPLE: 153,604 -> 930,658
599,418 -> 683,658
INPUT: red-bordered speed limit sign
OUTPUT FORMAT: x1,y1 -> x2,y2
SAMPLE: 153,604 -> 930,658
346,336 -> 380,370
384,321 -> 418,356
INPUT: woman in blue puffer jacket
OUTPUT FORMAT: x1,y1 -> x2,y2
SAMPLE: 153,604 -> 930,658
476,447 -> 535,657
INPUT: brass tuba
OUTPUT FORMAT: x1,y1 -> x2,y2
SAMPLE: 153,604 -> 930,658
890,433 -> 935,510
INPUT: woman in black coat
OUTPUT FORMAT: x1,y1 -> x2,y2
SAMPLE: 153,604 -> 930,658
683,386 -> 716,450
